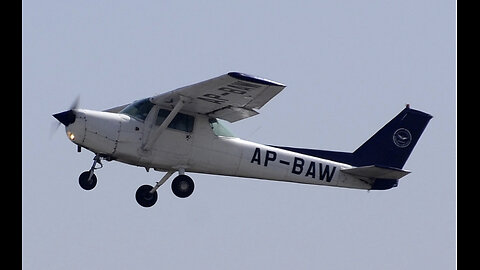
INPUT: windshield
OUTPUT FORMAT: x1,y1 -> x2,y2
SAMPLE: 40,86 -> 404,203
119,98 -> 154,121
209,118 -> 235,137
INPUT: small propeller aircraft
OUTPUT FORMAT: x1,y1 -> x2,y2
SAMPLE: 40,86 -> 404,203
53,72 -> 432,207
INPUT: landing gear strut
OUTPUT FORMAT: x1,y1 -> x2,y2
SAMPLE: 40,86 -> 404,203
78,154 -> 103,190
135,171 -> 195,207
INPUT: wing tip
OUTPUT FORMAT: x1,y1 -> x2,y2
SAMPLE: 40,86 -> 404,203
228,72 -> 285,87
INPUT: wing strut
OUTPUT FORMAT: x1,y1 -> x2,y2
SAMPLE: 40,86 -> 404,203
141,97 -> 186,151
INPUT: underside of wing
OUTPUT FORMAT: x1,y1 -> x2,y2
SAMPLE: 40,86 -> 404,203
149,72 -> 286,122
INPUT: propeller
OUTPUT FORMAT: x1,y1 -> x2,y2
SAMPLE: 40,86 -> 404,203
51,96 -> 80,136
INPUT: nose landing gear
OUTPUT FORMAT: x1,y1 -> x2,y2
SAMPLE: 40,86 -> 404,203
78,154 -> 103,190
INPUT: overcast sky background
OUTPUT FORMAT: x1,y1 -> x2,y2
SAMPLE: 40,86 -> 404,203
23,1 -> 456,269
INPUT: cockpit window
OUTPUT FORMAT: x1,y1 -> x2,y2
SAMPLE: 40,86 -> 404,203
209,118 -> 235,137
119,98 -> 154,121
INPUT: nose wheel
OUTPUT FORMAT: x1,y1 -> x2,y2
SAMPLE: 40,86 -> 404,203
78,154 -> 103,191
79,171 -> 97,190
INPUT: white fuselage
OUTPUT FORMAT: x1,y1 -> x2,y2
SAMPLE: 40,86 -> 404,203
65,109 -> 370,190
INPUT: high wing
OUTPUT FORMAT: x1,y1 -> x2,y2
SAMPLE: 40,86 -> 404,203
148,72 -> 286,122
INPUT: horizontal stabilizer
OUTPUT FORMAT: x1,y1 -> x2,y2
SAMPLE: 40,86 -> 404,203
341,165 -> 410,180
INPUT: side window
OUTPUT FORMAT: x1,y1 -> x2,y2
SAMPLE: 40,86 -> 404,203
156,109 -> 194,133
209,118 -> 235,137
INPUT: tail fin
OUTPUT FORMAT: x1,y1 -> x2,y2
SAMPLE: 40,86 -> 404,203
272,106 -> 432,169
271,106 -> 432,190
351,105 -> 432,169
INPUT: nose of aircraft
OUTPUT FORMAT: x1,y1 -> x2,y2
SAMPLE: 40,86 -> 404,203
53,109 -> 76,126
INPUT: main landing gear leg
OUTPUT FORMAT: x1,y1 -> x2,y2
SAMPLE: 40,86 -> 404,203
135,171 -> 174,208
78,154 -> 103,190
135,170 -> 196,207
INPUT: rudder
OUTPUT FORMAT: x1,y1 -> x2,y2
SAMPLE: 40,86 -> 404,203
352,105 -> 432,169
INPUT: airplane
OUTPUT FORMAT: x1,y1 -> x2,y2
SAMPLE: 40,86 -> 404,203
53,72 -> 432,207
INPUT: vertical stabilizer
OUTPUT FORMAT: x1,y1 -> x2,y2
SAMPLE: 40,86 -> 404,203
352,106 -> 432,169
271,106 -> 432,190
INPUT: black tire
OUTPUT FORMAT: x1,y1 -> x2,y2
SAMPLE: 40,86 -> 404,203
135,185 -> 158,207
79,171 -> 97,190
171,175 -> 194,198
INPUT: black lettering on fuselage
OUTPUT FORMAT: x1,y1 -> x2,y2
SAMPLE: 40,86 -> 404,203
251,147 -> 261,165
264,150 -> 277,166
305,161 -> 316,178
292,158 -> 336,182
292,157 -> 304,175
319,163 -> 336,182
250,148 -> 336,182
250,147 -> 277,166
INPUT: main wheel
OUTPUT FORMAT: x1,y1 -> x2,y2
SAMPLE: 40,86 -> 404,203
136,185 -> 158,207
171,175 -> 194,198
79,171 -> 97,190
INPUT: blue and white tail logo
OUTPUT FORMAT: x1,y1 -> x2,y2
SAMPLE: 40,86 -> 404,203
273,106 -> 432,171
393,128 -> 412,148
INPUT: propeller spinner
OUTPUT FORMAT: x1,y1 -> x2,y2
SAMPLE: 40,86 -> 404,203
53,109 -> 76,126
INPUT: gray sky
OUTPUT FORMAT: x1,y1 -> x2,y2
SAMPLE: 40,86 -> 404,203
22,1 -> 456,269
